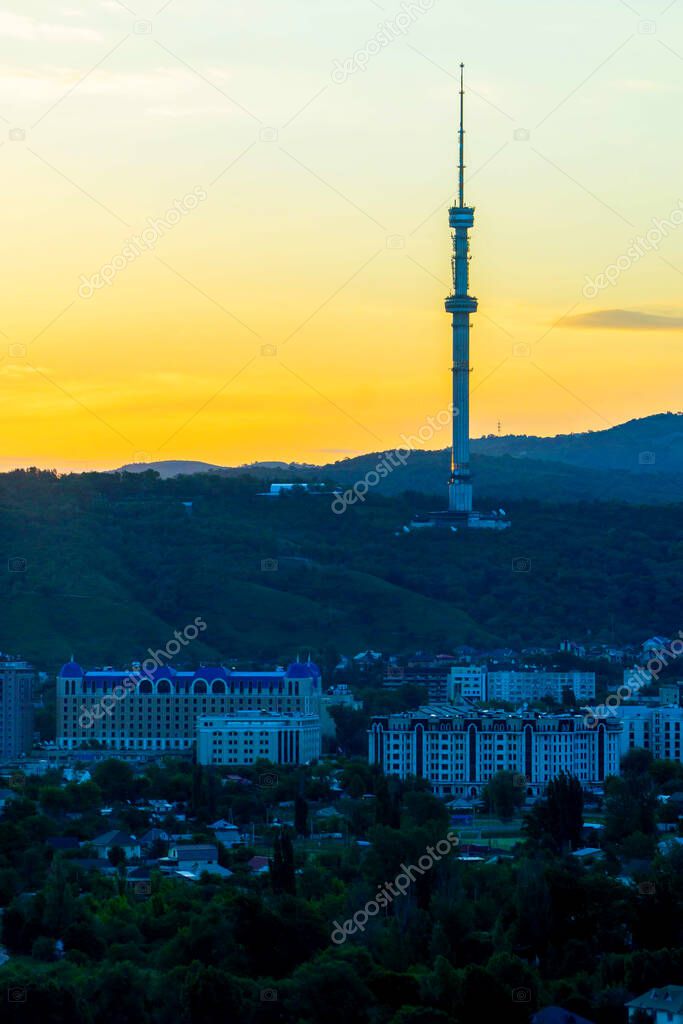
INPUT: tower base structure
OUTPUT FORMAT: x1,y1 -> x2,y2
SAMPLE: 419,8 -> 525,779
409,509 -> 511,531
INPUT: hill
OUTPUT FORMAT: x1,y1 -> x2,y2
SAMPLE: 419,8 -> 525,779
1,470 -> 682,670
114,414 -> 683,505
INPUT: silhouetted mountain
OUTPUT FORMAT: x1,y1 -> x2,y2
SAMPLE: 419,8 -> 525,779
114,415 -> 683,505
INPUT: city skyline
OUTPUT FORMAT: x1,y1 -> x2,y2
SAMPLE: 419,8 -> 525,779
2,0 -> 683,472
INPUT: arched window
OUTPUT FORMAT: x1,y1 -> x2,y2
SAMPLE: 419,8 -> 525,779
211,680 -> 226,694
139,679 -> 153,694
193,680 -> 207,695
157,679 -> 171,694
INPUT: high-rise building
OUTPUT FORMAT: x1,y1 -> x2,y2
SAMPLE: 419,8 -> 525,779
0,657 -> 34,761
369,705 -> 620,798
56,660 -> 322,752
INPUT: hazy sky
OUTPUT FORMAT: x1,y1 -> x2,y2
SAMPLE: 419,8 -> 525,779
2,0 -> 683,470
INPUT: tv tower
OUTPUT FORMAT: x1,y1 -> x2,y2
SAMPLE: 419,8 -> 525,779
445,63 -> 477,517
413,66 -> 509,531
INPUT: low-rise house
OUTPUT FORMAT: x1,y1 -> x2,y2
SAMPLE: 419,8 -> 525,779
140,828 -> 169,851
90,830 -> 141,861
168,843 -> 218,871
627,985 -> 683,1023
207,820 -> 242,847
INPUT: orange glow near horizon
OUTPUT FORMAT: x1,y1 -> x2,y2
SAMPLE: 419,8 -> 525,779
1,1 -> 682,471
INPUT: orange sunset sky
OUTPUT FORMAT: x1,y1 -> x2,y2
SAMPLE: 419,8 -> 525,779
1,0 -> 683,471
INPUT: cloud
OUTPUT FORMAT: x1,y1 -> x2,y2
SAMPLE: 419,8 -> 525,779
0,12 -> 102,42
561,309 -> 683,331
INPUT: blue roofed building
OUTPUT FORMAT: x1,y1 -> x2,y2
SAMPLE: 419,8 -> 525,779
57,659 -> 322,753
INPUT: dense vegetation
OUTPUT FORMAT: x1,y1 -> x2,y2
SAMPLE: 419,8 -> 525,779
2,754 -> 683,1023
1,468 -> 682,668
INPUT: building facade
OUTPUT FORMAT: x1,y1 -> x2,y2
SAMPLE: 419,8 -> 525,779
369,705 -> 620,798
57,661 -> 321,752
448,665 -> 487,702
447,667 -> 595,705
487,670 -> 596,704
0,657 -> 34,761
616,704 -> 683,761
196,710 -> 321,766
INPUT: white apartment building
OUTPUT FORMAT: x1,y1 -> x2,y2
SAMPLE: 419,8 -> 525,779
447,667 -> 595,705
196,710 -> 321,767
616,704 -> 683,761
369,705 -> 620,798
487,671 -> 596,704
447,665 -> 487,701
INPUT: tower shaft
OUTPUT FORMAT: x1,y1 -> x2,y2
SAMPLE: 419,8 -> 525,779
445,64 -> 477,515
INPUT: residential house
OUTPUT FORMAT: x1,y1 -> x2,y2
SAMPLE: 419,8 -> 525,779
627,986 -> 683,1023
90,830 -> 141,861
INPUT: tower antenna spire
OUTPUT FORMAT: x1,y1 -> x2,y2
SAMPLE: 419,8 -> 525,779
458,62 -> 465,208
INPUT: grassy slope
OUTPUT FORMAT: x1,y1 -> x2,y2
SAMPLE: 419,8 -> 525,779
1,470 -> 682,670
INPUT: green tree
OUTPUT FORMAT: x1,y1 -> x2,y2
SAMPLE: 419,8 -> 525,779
483,771 -> 524,821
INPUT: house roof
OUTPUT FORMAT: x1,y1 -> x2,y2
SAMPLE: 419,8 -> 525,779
171,844 -> 217,860
140,829 -> 168,843
92,830 -> 138,847
627,986 -> 683,1014
532,1008 -> 596,1024
248,855 -> 269,871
